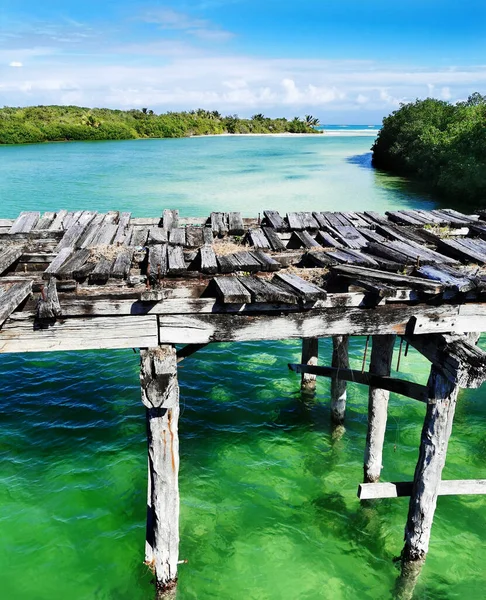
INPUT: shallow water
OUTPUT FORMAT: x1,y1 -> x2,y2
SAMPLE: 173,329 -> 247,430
0,135 -> 484,600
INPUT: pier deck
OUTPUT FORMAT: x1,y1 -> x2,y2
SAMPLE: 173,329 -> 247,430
2,206 -> 486,597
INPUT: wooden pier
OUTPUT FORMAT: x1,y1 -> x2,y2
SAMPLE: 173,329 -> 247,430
2,206 -> 486,596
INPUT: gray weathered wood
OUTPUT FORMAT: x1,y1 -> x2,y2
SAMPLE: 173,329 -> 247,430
169,228 -> 186,246
48,210 -> 68,231
237,276 -> 298,304
113,212 -> 131,245
0,246 -> 24,275
55,249 -> 91,280
331,335 -> 349,424
404,333 -> 486,388
358,479 -> 486,500
274,272 -> 327,300
185,227 -> 204,248
167,245 -> 186,275
42,247 -> 74,279
148,245 -> 168,282
263,210 -> 287,231
213,277 -> 251,304
199,246 -> 218,274
301,337 -> 318,393
37,278 -> 62,319
89,256 -> 113,284
148,227 -> 169,245
111,248 -> 134,279
162,209 -> 179,232
0,281 -> 32,326
140,346 -> 179,593
262,227 -> 286,251
34,212 -> 56,231
402,366 -> 459,563
364,335 -> 396,483
249,251 -> 281,272
9,212 -> 40,234
202,227 -> 213,245
287,231 -> 321,249
289,362 -> 428,402
210,212 -> 228,237
228,212 -> 245,235
247,228 -> 271,249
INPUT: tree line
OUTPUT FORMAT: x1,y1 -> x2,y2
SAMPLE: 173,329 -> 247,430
0,106 -> 322,144
372,93 -> 486,205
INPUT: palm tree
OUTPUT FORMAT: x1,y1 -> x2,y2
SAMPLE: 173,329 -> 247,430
252,113 -> 265,121
304,115 -> 320,127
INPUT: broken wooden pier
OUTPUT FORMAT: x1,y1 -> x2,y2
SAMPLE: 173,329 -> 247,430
2,206 -> 486,596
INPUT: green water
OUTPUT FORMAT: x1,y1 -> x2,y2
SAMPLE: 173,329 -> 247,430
0,136 -> 484,600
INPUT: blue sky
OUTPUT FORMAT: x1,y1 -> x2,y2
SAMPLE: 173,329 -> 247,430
1,0 -> 485,122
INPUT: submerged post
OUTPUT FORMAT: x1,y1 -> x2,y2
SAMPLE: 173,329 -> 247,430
301,337 -> 319,393
330,335 -> 349,424
364,335 -> 396,483
400,364 -> 459,574
140,346 -> 180,595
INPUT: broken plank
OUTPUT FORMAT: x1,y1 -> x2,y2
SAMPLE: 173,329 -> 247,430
274,272 -> 327,300
288,363 -> 428,402
200,246 -> 218,274
0,246 -> 24,275
249,250 -> 281,272
111,248 -> 134,279
185,227 -> 204,248
42,247 -> 74,279
263,227 -> 286,251
247,228 -> 271,249
210,212 -> 228,237
0,281 -> 33,326
148,245 -> 168,282
212,277 -> 251,304
89,257 -> 113,284
287,231 -> 321,249
169,228 -> 186,246
9,212 -> 40,234
167,245 -> 186,275
237,276 -> 298,304
263,210 -> 287,231
228,212 -> 245,235
162,209 -> 179,232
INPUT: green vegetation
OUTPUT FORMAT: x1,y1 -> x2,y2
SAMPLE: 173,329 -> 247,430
372,93 -> 486,205
0,106 -> 321,145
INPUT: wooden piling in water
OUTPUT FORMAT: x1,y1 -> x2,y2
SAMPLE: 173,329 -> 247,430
401,365 -> 459,565
364,335 -> 396,483
330,335 -> 349,424
301,337 -> 318,393
140,346 -> 180,595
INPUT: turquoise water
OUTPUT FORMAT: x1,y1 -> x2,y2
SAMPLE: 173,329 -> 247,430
0,135 -> 484,600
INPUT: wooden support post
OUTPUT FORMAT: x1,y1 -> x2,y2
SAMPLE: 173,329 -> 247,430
401,364 -> 460,564
301,337 -> 318,393
140,346 -> 180,595
330,335 -> 349,424
364,335 -> 396,483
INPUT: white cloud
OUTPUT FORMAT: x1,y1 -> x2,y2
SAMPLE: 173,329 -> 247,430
9,61 -> 23,67
441,86 -> 452,100
140,8 -> 233,42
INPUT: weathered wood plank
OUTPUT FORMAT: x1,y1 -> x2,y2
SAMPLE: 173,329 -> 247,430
0,281 -> 32,326
169,228 -> 186,246
89,257 -> 113,284
262,227 -> 287,251
358,479 -> 486,500
228,212 -> 245,235
274,272 -> 327,300
331,335 -> 349,424
301,337 -> 318,393
34,212 -> 56,231
199,246 -> 218,274
42,247 -> 74,279
37,278 -> 62,320
289,362 -> 428,402
213,277 -> 251,303
56,249 -> 92,280
111,248 -> 134,279
148,245 -> 168,282
0,246 -> 24,275
162,209 -> 179,232
210,212 -> 228,237
263,210 -> 287,231
185,227 -> 204,248
287,231 -> 321,249
167,245 -> 186,275
148,227 -> 169,245
247,228 -> 271,249
237,275 -> 298,304
113,212 -> 131,245
9,212 -> 40,234
249,250 -> 281,272
331,265 -> 443,292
